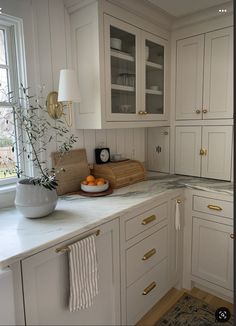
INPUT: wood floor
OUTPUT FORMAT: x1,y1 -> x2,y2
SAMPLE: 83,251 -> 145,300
136,287 -> 234,326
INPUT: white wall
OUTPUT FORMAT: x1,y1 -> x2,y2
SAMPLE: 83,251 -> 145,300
0,0 -> 146,207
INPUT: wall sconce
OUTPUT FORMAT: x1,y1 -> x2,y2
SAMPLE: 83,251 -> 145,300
46,69 -> 80,127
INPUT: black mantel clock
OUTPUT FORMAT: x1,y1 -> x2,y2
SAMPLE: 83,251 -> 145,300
95,147 -> 111,164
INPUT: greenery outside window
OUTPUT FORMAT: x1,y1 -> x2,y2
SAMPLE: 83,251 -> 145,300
0,15 -> 27,186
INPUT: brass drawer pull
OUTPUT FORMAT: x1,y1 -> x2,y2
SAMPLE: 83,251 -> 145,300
141,215 -> 156,225
195,109 -> 201,114
142,248 -> 156,261
202,109 -> 208,113
142,281 -> 156,295
200,148 -> 207,156
207,204 -> 222,211
230,234 -> 235,239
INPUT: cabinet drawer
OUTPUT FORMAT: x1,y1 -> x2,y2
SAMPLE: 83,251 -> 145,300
193,195 -> 233,218
127,258 -> 168,325
125,202 -> 168,240
126,226 -> 167,286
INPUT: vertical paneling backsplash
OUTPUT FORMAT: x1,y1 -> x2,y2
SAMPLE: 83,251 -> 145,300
73,128 -> 146,164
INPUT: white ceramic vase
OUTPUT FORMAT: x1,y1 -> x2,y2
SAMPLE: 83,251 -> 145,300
15,180 -> 58,218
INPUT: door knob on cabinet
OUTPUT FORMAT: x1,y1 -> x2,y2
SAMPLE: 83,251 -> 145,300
200,148 -> 207,156
138,111 -> 144,115
230,234 -> 235,239
195,109 -> 201,114
143,111 -> 148,115
202,109 -> 208,113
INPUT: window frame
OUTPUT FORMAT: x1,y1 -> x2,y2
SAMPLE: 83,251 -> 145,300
0,14 -> 28,187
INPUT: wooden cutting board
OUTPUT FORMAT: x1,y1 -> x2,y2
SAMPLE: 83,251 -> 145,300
51,148 -> 90,195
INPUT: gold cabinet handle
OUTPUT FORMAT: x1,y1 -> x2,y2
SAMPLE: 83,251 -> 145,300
141,215 -> 156,225
195,109 -> 201,114
138,111 -> 144,115
142,281 -> 156,295
230,234 -> 235,239
207,204 -> 223,211
143,111 -> 148,115
200,148 -> 207,156
202,109 -> 208,113
142,248 -> 156,261
177,199 -> 181,204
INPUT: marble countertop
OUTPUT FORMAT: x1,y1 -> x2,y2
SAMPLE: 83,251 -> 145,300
0,174 -> 233,269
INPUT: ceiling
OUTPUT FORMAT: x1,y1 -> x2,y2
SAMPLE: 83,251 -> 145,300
147,0 -> 231,17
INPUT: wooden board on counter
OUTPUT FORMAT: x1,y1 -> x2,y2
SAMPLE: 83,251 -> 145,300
51,148 -> 90,195
92,160 -> 146,189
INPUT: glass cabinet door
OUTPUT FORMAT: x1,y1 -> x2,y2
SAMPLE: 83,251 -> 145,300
104,15 -> 140,121
142,32 -> 167,119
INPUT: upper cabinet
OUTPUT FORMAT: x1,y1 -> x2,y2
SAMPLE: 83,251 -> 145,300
70,2 -> 169,129
175,27 -> 233,120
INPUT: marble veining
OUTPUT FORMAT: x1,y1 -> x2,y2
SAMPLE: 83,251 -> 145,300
0,174 -> 233,269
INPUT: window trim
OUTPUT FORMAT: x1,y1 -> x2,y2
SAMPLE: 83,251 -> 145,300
0,14 -> 28,187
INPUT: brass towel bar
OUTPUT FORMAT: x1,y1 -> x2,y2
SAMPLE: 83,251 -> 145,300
55,229 -> 100,253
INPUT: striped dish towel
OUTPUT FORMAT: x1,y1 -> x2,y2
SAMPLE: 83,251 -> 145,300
68,234 -> 98,312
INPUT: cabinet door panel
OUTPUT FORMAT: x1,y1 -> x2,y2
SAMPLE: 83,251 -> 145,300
22,220 -> 120,325
201,126 -> 232,180
104,15 -> 141,122
175,35 -> 204,120
141,31 -> 168,120
203,27 -> 233,119
192,217 -> 233,290
147,127 -> 170,173
175,126 -> 201,176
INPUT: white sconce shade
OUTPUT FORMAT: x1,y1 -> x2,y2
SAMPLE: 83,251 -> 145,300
58,69 -> 80,102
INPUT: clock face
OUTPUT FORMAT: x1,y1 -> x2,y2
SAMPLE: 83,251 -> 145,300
100,149 -> 110,162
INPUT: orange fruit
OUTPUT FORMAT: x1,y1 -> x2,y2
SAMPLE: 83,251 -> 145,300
96,178 -> 105,184
86,175 -> 95,182
87,181 -> 96,186
96,180 -> 105,186
81,180 -> 88,185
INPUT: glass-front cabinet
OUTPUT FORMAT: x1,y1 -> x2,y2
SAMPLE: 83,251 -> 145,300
142,31 -> 166,119
104,15 -> 167,122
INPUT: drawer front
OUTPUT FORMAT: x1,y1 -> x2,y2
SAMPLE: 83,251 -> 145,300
127,258 -> 168,325
193,196 -> 233,218
126,226 -> 167,286
125,202 -> 168,240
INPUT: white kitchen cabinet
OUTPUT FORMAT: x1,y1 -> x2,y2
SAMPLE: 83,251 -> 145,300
21,219 -> 120,326
175,35 -> 204,120
175,126 -> 201,176
175,126 -> 232,180
192,217 -> 233,291
0,268 -> 16,326
70,1 -> 169,129
176,27 -> 233,120
183,190 -> 233,301
147,127 -> 170,173
120,196 -> 171,325
168,196 -> 184,288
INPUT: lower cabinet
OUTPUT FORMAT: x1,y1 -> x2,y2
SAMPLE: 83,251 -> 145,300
21,219 -> 120,326
175,126 -> 232,180
192,217 -> 233,291
0,268 -> 16,326
168,195 -> 184,287
185,192 -> 234,300
120,194 -> 183,325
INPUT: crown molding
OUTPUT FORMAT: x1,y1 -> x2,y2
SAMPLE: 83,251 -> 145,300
171,1 -> 233,30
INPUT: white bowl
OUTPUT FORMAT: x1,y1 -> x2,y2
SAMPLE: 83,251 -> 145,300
81,181 -> 109,193
111,38 -> 122,50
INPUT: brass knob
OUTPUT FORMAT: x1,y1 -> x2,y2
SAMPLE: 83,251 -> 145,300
230,234 -> 235,239
200,148 -> 207,156
202,109 -> 208,113
138,111 -> 144,115
195,109 -> 201,114
143,111 -> 148,115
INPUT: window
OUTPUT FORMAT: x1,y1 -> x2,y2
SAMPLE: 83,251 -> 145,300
0,15 -> 27,186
